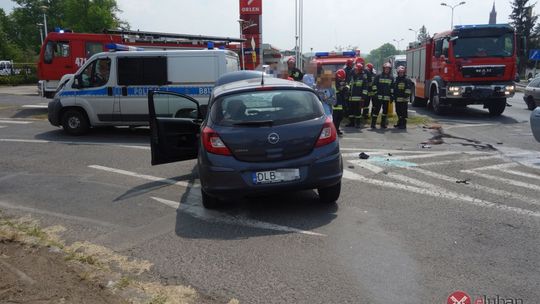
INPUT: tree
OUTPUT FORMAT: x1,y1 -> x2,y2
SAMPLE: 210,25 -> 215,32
366,43 -> 400,69
0,8 -> 24,61
509,0 -> 538,73
417,25 -> 430,43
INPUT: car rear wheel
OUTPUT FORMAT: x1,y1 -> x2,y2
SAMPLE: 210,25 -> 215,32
318,182 -> 341,204
62,109 -> 89,135
526,97 -> 537,110
201,189 -> 222,209
487,98 -> 506,116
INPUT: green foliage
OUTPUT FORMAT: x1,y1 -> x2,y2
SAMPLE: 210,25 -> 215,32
0,74 -> 39,85
509,0 -> 539,72
417,25 -> 430,43
366,43 -> 401,70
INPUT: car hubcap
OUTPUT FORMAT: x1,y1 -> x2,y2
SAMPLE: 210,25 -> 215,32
68,116 -> 80,129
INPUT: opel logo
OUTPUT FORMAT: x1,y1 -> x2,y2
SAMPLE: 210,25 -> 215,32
268,133 -> 280,144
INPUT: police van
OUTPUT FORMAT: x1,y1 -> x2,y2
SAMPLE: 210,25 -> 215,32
0,60 -> 13,76
48,47 -> 240,135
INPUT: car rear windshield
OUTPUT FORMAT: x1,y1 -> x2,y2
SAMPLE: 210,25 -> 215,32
211,89 -> 324,127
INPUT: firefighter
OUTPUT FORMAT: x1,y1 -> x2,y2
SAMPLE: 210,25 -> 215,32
371,62 -> 394,129
363,63 -> 375,121
392,66 -> 413,129
346,63 -> 368,128
287,57 -> 304,81
344,58 -> 354,83
334,69 -> 349,135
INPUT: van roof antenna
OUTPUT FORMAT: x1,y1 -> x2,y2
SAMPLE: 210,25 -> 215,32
261,65 -> 269,86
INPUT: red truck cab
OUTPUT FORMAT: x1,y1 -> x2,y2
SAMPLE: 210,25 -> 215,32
406,24 -> 516,116
311,51 -> 358,75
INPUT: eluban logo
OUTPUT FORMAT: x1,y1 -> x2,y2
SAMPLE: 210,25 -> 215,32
448,291 -> 472,304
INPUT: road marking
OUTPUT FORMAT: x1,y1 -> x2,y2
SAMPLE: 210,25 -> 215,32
347,159 -> 385,174
0,120 -> 32,124
408,166 -> 540,206
0,138 -> 150,150
0,126 -> 6,129
343,170 -> 540,218
445,123 -> 499,130
151,197 -> 326,237
340,148 -> 435,154
470,162 -> 518,171
21,104 -> 48,109
396,151 -> 463,160
419,155 -> 501,167
89,165 -> 197,188
462,170 -> 540,191
498,168 -> 540,181
0,200 -> 118,227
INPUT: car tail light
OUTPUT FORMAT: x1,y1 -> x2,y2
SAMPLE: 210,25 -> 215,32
315,117 -> 337,147
202,127 -> 232,156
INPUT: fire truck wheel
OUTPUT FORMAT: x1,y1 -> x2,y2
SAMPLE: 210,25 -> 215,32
62,109 -> 90,135
411,97 -> 427,107
431,95 -> 446,115
487,99 -> 506,116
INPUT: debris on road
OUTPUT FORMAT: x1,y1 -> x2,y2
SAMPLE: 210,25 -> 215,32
456,179 -> 470,185
348,165 -> 355,169
421,144 -> 432,149
359,152 -> 370,159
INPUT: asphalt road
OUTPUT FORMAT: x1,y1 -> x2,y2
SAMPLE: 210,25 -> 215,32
0,91 -> 539,304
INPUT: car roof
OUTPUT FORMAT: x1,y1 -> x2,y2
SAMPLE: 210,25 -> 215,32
214,70 -> 264,87
213,77 -> 312,97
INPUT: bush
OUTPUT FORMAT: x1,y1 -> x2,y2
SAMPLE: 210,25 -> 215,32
0,74 -> 38,86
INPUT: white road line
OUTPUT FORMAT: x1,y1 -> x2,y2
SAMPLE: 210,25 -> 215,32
419,155 -> 501,167
21,105 -> 48,109
396,151 -> 465,160
343,170 -> 540,218
462,170 -> 540,191
89,165 -> 197,188
0,138 -> 150,150
151,197 -> 326,237
0,126 -> 6,129
408,167 -> 540,206
347,159 -> 385,174
340,148 -> 435,154
445,123 -> 498,130
470,162 -> 518,171
498,169 -> 540,181
0,120 -> 32,124
0,200 -> 118,227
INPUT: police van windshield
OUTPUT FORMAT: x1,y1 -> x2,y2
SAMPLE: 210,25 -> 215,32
453,33 -> 514,58
211,90 -> 324,127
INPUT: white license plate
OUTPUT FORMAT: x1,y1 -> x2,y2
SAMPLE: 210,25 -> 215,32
252,169 -> 300,184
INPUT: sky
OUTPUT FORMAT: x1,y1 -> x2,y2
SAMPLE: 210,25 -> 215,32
0,0 -> 520,53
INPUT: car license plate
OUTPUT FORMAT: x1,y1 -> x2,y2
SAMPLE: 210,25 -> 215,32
252,169 -> 300,184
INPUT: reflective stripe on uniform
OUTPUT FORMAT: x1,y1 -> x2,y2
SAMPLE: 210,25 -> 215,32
350,96 -> 362,101
333,105 -> 343,110
405,89 -> 412,94
379,79 -> 392,84
396,97 -> 407,102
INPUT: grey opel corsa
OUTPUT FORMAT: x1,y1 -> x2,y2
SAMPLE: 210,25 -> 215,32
148,72 -> 343,209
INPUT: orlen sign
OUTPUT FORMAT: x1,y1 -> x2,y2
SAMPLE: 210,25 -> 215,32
240,0 -> 262,14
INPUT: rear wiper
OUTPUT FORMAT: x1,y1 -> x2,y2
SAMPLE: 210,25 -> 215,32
233,120 -> 274,126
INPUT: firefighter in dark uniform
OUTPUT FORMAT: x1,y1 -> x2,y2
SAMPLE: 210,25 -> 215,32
344,58 -> 354,83
334,69 -> 349,135
392,66 -> 413,129
363,63 -> 375,121
371,62 -> 394,129
287,57 -> 304,81
346,63 -> 368,128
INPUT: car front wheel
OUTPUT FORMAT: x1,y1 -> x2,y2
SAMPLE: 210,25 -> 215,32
318,182 -> 341,204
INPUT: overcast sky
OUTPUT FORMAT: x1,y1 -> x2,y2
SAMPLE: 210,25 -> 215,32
0,0 -> 520,52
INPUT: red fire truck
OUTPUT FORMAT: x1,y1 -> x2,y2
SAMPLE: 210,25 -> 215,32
38,29 -> 244,98
311,51 -> 360,74
406,24 -> 517,116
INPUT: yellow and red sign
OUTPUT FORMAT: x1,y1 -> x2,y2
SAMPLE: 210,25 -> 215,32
240,0 -> 262,70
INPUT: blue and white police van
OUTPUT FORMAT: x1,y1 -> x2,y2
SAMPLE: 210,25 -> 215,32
48,46 -> 240,135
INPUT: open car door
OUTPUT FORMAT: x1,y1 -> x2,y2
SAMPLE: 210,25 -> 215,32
148,91 -> 202,165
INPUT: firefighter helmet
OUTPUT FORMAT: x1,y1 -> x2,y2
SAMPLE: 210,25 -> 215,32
346,58 -> 354,67
366,63 -> 374,70
354,63 -> 364,72
336,69 -> 346,80
355,57 -> 365,65
383,62 -> 392,69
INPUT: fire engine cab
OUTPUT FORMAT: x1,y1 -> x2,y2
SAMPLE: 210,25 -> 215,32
406,24 -> 516,116
38,29 -> 244,98
311,51 -> 358,74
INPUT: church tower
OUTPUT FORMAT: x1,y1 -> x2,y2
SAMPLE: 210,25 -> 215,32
489,1 -> 497,24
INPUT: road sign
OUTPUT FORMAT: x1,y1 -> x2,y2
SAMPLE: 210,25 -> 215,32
530,49 -> 540,60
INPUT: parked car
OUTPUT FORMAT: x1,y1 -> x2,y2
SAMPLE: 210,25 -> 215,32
523,78 -> 540,110
531,107 -> 540,142
148,72 -> 343,209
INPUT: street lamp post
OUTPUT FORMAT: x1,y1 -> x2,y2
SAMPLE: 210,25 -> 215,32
238,19 -> 246,70
393,38 -> 404,50
440,2 -> 466,28
37,23 -> 44,45
408,28 -> 418,41
40,6 -> 48,36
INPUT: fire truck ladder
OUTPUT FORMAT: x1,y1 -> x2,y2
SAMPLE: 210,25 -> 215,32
104,29 -> 245,45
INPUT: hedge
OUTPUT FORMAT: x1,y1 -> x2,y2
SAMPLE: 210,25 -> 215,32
0,75 -> 39,86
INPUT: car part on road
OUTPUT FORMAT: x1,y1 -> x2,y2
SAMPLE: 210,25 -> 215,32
359,152 -> 370,159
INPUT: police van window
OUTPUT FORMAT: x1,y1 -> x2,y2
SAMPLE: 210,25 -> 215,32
44,41 -> 70,64
434,39 -> 443,57
79,58 -> 111,88
442,39 -> 450,57
117,57 -> 167,86
85,42 -> 103,58
0,63 -> 4,69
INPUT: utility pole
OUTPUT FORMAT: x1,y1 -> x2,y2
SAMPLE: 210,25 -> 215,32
238,19 -> 245,70
440,2 -> 466,28
37,23 -> 44,45
40,6 -> 48,36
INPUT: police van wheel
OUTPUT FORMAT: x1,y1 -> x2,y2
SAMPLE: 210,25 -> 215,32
62,109 -> 89,135
318,182 -> 341,204
487,99 -> 506,116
